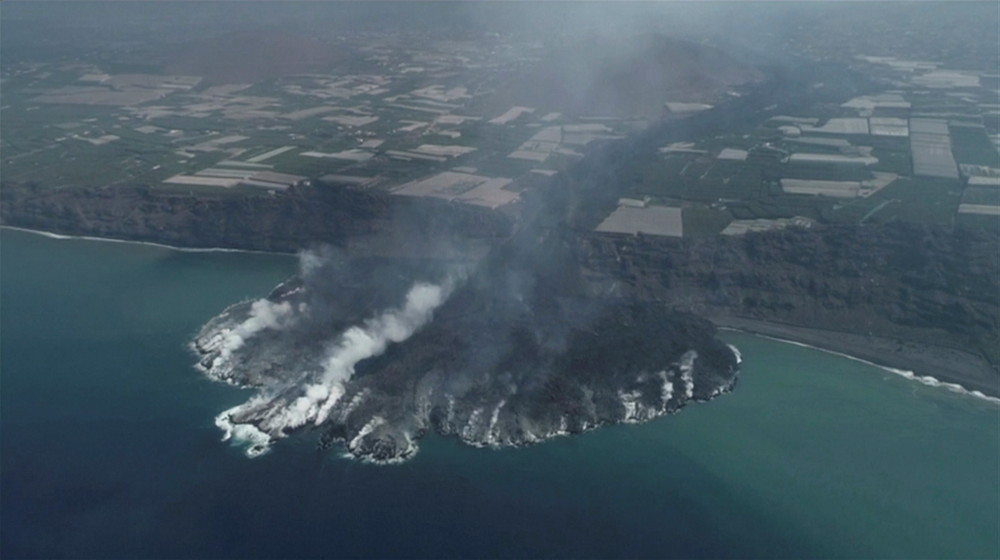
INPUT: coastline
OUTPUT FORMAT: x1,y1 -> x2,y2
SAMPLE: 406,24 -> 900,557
713,315 -> 1000,402
0,225 -> 294,256
6,224 -> 996,403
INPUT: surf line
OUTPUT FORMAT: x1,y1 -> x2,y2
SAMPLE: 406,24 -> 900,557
721,328 -> 1000,405
1,225 -> 291,256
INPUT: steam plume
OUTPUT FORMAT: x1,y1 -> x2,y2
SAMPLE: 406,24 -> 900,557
210,277 -> 456,456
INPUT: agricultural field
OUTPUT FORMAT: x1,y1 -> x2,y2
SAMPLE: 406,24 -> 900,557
3,21 -> 997,238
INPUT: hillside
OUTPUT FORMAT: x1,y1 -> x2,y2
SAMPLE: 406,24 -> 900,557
578,224 -> 1000,394
0,182 -> 512,258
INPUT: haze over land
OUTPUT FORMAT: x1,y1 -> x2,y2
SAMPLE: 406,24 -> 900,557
1,1 -> 998,462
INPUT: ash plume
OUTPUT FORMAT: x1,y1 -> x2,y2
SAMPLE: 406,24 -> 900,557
194,212 -> 740,463
196,250 -> 463,457
189,14 -> 744,463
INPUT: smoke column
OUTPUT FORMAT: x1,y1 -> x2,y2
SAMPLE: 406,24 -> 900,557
204,298 -> 297,370
217,278 -> 455,455
277,280 -> 454,430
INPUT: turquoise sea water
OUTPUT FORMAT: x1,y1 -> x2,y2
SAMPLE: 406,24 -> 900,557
2,228 -> 998,559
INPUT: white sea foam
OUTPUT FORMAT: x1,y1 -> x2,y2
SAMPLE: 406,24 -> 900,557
2,225 -> 283,254
741,332 -> 1000,405
215,405 -> 273,458
355,435 -> 420,466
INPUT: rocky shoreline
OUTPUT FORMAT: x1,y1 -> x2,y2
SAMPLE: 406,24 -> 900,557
578,224 -> 1000,399
4,59 -> 996,408
15,215 -> 988,403
190,265 -> 743,463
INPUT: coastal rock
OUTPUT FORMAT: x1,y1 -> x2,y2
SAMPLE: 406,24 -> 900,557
192,261 -> 740,463
577,223 -> 1000,394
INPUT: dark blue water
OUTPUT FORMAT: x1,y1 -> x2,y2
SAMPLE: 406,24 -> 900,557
2,229 -> 998,559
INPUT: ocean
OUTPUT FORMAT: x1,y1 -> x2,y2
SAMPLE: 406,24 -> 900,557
2,228 -> 997,559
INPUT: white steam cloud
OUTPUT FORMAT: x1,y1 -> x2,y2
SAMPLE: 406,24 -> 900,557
219,278 -> 455,456
206,299 -> 298,370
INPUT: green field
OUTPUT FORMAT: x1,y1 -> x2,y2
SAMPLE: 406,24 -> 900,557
682,205 -> 733,237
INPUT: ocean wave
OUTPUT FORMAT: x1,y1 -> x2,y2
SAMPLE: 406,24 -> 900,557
1,225 -> 285,255
739,332 -> 1000,405
215,405 -> 273,458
